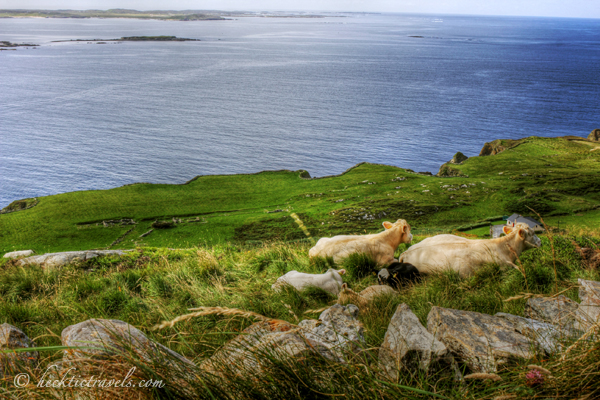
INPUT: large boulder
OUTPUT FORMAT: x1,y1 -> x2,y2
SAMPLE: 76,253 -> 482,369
577,279 -> 600,330
495,313 -> 563,355
203,304 -> 365,376
589,129 -> 600,142
379,304 -> 450,380
298,304 -> 365,362
0,323 -> 38,377
62,319 -> 193,367
19,250 -> 127,269
427,307 -> 533,373
3,250 -> 34,259
524,295 -> 580,332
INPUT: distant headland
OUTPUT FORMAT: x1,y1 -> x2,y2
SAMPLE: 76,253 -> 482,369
0,9 -> 330,21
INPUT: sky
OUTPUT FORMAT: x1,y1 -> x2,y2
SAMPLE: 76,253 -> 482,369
1,0 -> 599,19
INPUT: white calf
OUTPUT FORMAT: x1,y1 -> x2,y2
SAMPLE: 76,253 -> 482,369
271,268 -> 346,296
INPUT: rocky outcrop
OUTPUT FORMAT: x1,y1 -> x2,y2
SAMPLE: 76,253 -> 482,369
18,250 -> 127,269
450,152 -> 468,164
589,129 -> 600,142
379,304 -> 449,380
427,307 -> 533,373
437,164 -> 467,177
203,304 -> 365,376
0,323 -> 38,377
577,279 -> 600,329
479,139 -> 521,156
495,313 -> 563,355
524,295 -> 580,331
3,250 -> 34,259
61,319 -> 193,368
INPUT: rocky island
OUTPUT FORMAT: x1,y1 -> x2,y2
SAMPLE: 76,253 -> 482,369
51,36 -> 201,43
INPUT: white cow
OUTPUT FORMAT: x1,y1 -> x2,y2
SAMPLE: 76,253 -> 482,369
399,223 -> 541,278
309,219 -> 413,266
271,268 -> 346,296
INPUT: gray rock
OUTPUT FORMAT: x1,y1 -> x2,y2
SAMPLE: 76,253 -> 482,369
524,295 -> 580,331
589,129 -> 600,142
379,304 -> 449,380
495,313 -> 563,354
427,307 -> 533,373
298,304 -> 365,362
18,250 -> 128,269
61,319 -> 193,368
3,250 -> 34,259
0,323 -> 38,377
577,279 -> 600,330
204,305 -> 365,376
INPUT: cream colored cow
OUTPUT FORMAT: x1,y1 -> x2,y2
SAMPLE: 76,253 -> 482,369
309,219 -> 413,266
399,223 -> 541,278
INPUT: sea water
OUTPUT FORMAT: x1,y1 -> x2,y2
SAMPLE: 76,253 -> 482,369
1,14 -> 599,207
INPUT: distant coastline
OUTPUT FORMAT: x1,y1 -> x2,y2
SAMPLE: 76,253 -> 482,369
0,9 -> 330,21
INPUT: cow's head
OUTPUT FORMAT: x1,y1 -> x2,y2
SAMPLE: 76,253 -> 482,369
383,219 -> 412,243
503,223 -> 541,248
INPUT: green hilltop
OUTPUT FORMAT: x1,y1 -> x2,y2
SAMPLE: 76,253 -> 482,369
1,135 -> 600,254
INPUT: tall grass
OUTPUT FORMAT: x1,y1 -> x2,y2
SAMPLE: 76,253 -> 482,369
0,231 -> 599,399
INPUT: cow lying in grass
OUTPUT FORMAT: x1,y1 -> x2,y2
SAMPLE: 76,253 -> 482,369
271,268 -> 346,296
398,223 -> 542,278
309,219 -> 413,266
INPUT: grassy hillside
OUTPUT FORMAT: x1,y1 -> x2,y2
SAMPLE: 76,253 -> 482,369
0,232 -> 598,399
2,136 -> 600,255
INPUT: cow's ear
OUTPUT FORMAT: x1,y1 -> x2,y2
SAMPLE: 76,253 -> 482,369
503,226 -> 513,235
383,221 -> 393,229
518,229 -> 525,239
403,224 -> 409,233
341,283 -> 348,291
338,269 -> 346,275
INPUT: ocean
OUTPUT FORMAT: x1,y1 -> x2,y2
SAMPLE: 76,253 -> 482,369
1,14 -> 599,207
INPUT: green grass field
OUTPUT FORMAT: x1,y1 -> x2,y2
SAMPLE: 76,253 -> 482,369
1,135 -> 600,399
2,136 -> 600,255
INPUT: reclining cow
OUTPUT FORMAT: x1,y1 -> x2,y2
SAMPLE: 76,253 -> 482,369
398,223 -> 541,278
309,219 -> 413,266
271,268 -> 346,296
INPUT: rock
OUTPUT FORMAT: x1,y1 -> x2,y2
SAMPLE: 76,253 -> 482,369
450,152 -> 468,164
495,313 -> 563,354
3,250 -> 34,259
204,305 -> 365,376
577,279 -> 600,330
589,129 -> 600,142
479,139 -> 521,156
298,304 -> 365,362
18,250 -> 127,269
427,307 -> 533,373
379,304 -> 449,380
437,164 -> 467,177
0,323 -> 38,377
61,319 -> 193,368
524,295 -> 580,332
